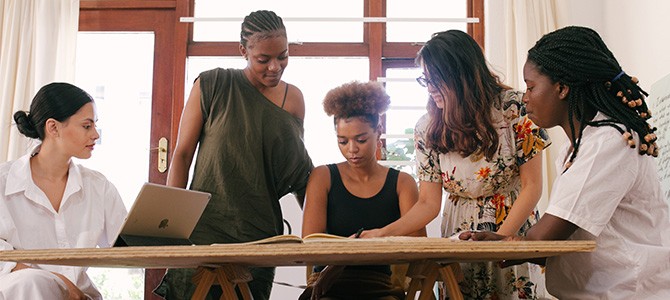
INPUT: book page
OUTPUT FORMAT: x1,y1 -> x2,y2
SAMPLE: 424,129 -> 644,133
302,233 -> 349,243
649,73 -> 670,210
211,234 -> 304,246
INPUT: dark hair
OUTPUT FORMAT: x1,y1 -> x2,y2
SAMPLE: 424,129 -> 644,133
323,81 -> 390,130
527,26 -> 658,166
417,30 -> 510,160
13,82 -> 94,140
240,10 -> 286,48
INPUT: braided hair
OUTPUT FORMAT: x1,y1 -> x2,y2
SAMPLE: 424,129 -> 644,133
527,26 -> 658,169
323,81 -> 390,130
240,10 -> 286,48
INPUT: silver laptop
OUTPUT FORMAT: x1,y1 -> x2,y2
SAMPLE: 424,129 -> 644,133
113,183 -> 211,247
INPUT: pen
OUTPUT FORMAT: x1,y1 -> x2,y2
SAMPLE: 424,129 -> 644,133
355,227 -> 364,238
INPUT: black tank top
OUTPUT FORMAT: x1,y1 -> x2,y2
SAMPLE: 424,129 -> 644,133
326,164 -> 401,236
314,164 -> 401,275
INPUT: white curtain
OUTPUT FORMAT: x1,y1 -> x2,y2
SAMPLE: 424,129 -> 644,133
0,0 -> 79,162
502,0 -> 568,213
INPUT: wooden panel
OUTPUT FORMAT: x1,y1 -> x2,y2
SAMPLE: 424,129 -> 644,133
468,0 -> 485,50
367,0 -> 384,81
382,42 -> 423,59
81,0 -> 176,9
187,42 -> 369,57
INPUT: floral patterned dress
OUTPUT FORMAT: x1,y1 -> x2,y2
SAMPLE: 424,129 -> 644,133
415,90 -> 550,300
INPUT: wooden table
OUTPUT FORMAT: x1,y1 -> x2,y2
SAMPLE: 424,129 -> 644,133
0,237 -> 595,299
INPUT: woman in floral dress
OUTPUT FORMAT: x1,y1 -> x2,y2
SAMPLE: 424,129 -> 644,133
359,30 -> 550,299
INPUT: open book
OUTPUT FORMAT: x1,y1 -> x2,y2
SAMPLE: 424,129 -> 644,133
211,233 -> 427,246
239,233 -> 349,245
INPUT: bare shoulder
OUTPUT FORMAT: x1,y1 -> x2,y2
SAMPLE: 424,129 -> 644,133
284,82 -> 305,120
397,171 -> 417,186
308,165 -> 331,181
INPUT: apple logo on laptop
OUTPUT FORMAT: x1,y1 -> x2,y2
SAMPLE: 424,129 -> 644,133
158,218 -> 169,229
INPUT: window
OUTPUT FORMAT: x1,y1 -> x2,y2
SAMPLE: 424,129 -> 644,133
192,0 -> 363,42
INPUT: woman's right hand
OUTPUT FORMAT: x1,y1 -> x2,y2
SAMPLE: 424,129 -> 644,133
458,230 -> 508,241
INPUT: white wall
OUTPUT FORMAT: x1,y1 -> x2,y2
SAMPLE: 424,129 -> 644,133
487,0 -> 670,101
485,0 -> 670,212
600,0 -> 670,92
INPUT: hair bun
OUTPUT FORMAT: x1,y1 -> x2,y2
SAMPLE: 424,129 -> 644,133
13,111 -> 39,139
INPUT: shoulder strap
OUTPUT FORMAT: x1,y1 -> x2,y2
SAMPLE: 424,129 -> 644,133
281,83 -> 289,108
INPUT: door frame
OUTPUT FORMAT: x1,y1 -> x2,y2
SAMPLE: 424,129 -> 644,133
79,1 -> 189,298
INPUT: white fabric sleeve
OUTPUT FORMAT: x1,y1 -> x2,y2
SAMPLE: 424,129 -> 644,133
545,130 -> 638,236
100,180 -> 128,248
0,203 -> 18,275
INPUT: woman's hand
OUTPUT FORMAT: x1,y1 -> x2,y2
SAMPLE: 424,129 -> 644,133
456,231 -> 542,267
356,228 -> 384,238
458,230 -> 508,241
52,272 -> 87,300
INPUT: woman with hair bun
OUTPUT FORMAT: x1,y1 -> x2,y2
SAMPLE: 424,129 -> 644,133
0,82 -> 127,299
300,81 -> 425,300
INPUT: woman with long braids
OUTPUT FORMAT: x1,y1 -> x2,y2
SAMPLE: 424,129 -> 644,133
461,26 -> 670,299
154,10 -> 313,300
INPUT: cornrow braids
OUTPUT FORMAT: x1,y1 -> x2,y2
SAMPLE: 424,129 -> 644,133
240,10 -> 286,48
528,26 -> 658,171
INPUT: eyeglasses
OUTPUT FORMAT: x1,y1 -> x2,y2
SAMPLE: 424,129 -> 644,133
416,76 -> 435,88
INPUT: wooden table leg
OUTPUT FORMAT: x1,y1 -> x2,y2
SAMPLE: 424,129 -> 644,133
216,265 -> 253,300
192,267 -> 217,300
406,261 -> 431,300
437,263 -> 463,300
191,265 -> 254,300
405,261 -> 463,300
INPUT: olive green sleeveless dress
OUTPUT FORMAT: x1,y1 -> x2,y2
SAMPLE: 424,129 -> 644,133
155,68 -> 313,300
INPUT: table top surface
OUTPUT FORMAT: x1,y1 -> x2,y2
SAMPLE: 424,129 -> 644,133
0,237 -> 595,269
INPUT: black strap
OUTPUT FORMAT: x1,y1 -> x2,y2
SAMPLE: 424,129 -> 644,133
281,83 -> 289,108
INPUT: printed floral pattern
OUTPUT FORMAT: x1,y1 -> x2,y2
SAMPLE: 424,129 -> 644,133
415,90 -> 550,300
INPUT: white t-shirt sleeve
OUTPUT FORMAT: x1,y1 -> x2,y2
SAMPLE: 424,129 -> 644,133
545,130 -> 638,236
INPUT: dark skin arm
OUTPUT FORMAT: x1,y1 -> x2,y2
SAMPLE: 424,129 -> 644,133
459,213 -> 579,267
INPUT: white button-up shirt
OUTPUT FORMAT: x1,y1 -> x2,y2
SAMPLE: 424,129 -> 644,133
545,113 -> 670,299
0,150 -> 127,298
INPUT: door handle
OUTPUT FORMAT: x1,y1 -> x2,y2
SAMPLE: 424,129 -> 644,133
158,137 -> 168,173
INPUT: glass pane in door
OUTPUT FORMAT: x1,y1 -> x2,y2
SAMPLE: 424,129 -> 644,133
75,32 -> 154,300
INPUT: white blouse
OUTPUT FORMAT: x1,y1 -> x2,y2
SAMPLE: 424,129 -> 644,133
0,150 -> 127,298
545,113 -> 670,299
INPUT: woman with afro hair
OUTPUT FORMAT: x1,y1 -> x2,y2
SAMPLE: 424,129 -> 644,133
300,81 -> 426,300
